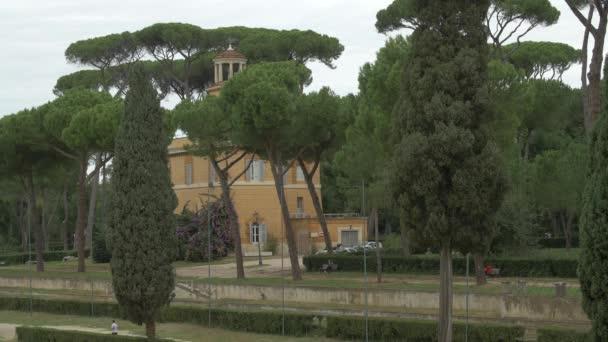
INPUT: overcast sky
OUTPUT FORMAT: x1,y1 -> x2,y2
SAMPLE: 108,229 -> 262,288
0,0 -> 585,117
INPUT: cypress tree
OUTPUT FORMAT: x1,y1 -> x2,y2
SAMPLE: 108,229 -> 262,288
579,66 -> 608,341
108,68 -> 177,339
388,1 -> 505,341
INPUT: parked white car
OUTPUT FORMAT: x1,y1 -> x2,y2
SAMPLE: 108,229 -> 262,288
363,241 -> 383,249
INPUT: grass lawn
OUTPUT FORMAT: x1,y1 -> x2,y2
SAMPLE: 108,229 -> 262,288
0,311 -> 337,342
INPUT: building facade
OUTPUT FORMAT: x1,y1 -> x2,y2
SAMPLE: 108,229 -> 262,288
168,46 -> 367,255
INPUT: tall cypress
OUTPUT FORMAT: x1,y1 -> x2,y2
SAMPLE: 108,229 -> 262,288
108,68 -> 177,339
579,65 -> 608,341
388,1 -> 504,341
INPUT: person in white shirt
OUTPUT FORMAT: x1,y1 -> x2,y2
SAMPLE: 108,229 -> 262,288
111,320 -> 118,335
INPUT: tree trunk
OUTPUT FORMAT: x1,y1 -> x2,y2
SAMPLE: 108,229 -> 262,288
474,253 -> 486,286
374,208 -> 382,284
438,244 -> 453,342
588,15 -> 607,130
18,196 -> 26,252
62,181 -> 69,251
24,168 -> 44,272
399,218 -> 411,256
297,157 -> 332,253
582,6 -> 594,132
145,320 -> 156,339
214,160 -> 245,279
85,154 -> 102,251
40,188 -> 49,252
268,153 -> 302,281
551,212 -> 560,238
561,210 -> 574,250
76,157 -> 88,273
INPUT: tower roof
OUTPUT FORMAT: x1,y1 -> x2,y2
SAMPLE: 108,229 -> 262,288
215,44 -> 247,60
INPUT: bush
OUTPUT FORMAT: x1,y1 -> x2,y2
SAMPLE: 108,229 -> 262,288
0,250 -> 90,265
303,254 -> 579,278
93,227 -> 111,263
16,326 -> 172,341
538,238 -> 580,249
326,316 -> 525,341
0,297 -> 120,317
0,297 -> 319,337
0,297 -> 525,341
537,327 -> 590,342
264,233 -> 278,255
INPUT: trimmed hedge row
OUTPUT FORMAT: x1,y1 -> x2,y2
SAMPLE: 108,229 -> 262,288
537,327 -> 590,342
1,297 -> 525,341
538,238 -> 579,249
0,250 -> 90,265
16,326 -> 172,342
327,316 -> 525,342
303,255 -> 578,278
0,297 -> 317,337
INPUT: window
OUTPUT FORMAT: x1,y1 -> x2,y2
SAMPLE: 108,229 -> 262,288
185,163 -> 193,185
250,223 -> 267,243
246,159 -> 264,182
297,197 -> 304,214
209,162 -> 216,185
296,166 -> 305,181
232,63 -> 240,74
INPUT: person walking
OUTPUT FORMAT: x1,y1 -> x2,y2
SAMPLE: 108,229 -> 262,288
111,320 -> 118,335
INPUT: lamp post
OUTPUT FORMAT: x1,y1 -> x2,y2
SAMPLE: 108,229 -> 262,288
253,210 -> 262,266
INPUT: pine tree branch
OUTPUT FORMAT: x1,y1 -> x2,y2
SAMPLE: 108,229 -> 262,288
565,0 -> 599,37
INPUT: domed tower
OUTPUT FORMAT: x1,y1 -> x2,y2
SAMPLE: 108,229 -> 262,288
207,44 -> 247,96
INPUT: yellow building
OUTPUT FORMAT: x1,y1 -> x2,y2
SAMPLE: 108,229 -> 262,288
168,46 -> 367,255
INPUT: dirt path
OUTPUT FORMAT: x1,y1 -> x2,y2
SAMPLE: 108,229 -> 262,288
0,324 -> 15,341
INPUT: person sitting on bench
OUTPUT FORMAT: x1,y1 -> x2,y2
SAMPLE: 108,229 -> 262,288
485,264 -> 493,276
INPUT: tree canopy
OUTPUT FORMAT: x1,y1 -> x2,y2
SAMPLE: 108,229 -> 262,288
504,41 -> 581,80
58,24 -> 344,100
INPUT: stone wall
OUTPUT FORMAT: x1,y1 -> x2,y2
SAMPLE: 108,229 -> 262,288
0,276 -> 587,324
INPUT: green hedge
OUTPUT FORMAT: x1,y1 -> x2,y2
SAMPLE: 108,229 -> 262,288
1,297 -> 525,340
0,297 -> 120,317
0,250 -> 90,265
303,255 -> 578,278
0,297 -> 317,337
538,238 -> 579,249
326,316 -> 525,341
16,326 -> 171,341
537,327 -> 590,342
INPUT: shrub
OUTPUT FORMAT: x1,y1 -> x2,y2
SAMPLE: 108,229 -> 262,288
537,327 -> 590,342
326,316 -> 525,341
303,254 -> 579,278
538,238 -> 580,249
92,227 -> 111,263
0,297 -> 319,337
0,250 -> 90,265
1,296 -> 526,341
264,233 -> 278,255
16,326 -> 172,341
176,202 -> 233,262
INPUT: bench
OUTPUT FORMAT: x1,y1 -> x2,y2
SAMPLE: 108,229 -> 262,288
320,262 -> 338,273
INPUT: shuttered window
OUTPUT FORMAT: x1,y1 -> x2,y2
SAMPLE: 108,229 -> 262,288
250,223 -> 267,243
246,159 -> 265,182
185,163 -> 193,185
